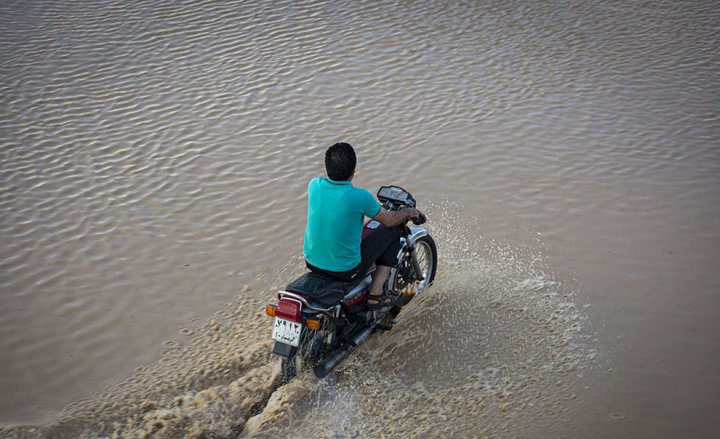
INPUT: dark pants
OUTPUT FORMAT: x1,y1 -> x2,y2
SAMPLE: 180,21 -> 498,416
306,225 -> 403,282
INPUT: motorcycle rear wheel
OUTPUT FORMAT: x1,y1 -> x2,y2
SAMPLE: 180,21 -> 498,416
280,354 -> 299,384
279,323 -> 328,384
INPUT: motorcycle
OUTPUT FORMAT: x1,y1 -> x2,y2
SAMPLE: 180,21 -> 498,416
265,185 -> 437,382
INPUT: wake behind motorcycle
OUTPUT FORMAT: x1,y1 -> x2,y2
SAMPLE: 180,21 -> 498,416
265,185 -> 437,382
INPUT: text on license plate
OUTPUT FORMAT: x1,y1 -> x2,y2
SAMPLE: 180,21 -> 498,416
271,317 -> 302,347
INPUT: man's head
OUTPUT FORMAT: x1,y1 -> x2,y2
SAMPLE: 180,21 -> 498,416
325,142 -> 356,181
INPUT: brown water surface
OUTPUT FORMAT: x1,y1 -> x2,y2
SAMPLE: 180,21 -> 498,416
1,0 -> 719,438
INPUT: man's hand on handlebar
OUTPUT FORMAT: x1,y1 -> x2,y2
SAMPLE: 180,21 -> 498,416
402,206 -> 418,221
401,207 -> 426,225
373,206 -> 424,228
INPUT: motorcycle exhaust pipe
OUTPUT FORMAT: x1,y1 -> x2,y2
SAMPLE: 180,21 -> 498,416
314,326 -> 374,378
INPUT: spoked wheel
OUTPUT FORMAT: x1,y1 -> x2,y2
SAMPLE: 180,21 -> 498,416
390,235 -> 437,305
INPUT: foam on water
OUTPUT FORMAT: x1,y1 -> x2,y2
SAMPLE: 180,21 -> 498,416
2,283 -> 281,438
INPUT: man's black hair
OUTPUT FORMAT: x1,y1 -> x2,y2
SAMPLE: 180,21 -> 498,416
325,142 -> 356,181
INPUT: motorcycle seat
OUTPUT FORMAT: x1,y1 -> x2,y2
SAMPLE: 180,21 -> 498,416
285,270 -> 372,307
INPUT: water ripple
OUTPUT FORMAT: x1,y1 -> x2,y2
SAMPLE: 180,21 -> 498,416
1,0 -> 719,430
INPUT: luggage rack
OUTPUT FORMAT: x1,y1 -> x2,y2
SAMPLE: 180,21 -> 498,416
278,290 -> 335,313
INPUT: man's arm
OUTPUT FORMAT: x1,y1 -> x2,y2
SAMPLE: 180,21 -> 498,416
373,207 -> 419,228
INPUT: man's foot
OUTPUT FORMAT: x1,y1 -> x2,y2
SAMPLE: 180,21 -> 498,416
366,289 -> 401,310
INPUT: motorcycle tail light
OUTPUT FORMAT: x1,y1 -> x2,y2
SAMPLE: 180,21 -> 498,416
275,298 -> 302,322
265,305 -> 277,317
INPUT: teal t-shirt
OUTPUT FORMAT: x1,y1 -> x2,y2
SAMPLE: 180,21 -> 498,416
303,177 -> 382,272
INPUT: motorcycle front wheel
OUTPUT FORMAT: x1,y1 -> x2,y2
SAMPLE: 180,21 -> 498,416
391,234 -> 437,300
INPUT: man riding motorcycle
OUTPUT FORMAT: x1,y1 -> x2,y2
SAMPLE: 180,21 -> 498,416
303,142 -> 421,309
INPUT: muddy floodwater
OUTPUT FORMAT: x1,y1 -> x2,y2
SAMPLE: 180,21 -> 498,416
1,0 -> 719,438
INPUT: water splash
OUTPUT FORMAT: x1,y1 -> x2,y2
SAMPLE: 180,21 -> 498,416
1,204 -> 596,438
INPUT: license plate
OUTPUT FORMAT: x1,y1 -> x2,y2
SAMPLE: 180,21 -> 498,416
272,317 -> 302,347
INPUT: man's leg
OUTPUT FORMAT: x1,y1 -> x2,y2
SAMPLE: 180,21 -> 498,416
359,225 -> 403,302
369,265 -> 391,296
